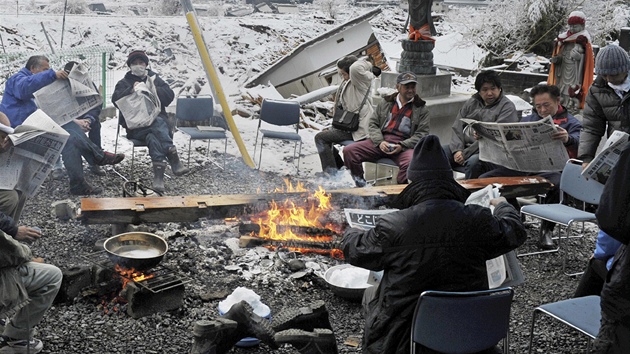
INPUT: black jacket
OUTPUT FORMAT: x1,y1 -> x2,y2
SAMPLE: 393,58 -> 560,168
342,179 -> 526,354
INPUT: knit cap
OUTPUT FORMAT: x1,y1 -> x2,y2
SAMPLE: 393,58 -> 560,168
567,11 -> 586,25
407,135 -> 452,182
126,50 -> 149,67
595,45 -> 630,75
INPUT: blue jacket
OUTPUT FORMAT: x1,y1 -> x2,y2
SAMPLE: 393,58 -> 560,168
521,106 -> 582,159
0,67 -> 58,127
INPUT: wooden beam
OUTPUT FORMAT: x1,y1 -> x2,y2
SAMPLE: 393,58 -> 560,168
80,176 -> 552,225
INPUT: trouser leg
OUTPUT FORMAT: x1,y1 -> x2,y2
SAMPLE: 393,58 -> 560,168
128,117 -> 173,162
464,154 -> 497,179
0,189 -> 26,222
314,129 -> 352,173
391,148 -> 414,184
3,262 -> 62,340
89,118 -> 102,150
343,139 -> 383,183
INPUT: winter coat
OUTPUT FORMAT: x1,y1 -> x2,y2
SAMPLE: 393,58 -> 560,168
0,67 -> 57,127
342,179 -> 527,354
111,69 -> 175,131
449,93 -> 519,160
334,60 -> 375,141
367,92 -> 430,150
597,146 -> 630,330
521,106 -> 582,159
0,231 -> 32,318
578,75 -> 630,163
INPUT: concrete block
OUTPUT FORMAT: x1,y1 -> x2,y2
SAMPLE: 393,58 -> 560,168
123,282 -> 185,318
57,266 -> 92,303
380,71 -> 452,98
424,93 -> 470,143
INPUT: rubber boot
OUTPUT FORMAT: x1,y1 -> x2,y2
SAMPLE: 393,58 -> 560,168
152,161 -> 167,194
272,300 -> 332,332
167,146 -> 190,176
275,328 -> 338,354
190,318 -> 238,354
221,301 -> 277,351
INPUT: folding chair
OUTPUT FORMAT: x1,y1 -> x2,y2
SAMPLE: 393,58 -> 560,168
253,98 -> 302,173
175,96 -> 228,169
411,287 -> 514,354
528,295 -> 601,353
519,159 -> 603,274
114,120 -> 147,179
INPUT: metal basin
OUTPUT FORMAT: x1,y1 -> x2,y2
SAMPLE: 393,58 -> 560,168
104,232 -> 168,271
323,264 -> 374,302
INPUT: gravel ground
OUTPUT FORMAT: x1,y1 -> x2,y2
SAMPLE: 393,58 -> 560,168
18,147 -> 599,354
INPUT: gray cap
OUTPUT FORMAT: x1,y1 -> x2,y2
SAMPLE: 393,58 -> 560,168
595,45 -> 630,75
397,71 -> 418,85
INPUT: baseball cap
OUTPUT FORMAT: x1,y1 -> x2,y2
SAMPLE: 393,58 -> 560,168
397,72 -> 418,85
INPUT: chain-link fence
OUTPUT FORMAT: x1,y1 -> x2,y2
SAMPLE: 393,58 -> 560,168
0,46 -> 116,107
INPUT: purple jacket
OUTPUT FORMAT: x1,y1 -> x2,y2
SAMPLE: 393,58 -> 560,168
0,67 -> 57,127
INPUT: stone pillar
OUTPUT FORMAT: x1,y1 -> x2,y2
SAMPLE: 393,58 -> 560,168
397,39 -> 436,75
620,27 -> 630,52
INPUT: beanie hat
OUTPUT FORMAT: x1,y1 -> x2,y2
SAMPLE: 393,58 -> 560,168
126,50 -> 149,67
567,11 -> 586,25
407,135 -> 452,182
595,45 -> 630,75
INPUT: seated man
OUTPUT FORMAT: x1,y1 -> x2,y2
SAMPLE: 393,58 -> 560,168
479,84 -> 581,249
343,72 -> 429,186
445,71 -> 519,179
342,135 -> 526,353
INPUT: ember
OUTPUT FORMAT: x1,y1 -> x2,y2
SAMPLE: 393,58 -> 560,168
115,264 -> 156,289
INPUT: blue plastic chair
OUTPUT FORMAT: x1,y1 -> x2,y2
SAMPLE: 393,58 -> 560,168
528,295 -> 601,353
176,96 -> 228,169
253,98 -> 302,173
519,159 -> 603,274
411,287 -> 514,354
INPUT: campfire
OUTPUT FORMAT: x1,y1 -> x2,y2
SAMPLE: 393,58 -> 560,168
240,180 -> 344,258
114,264 -> 156,289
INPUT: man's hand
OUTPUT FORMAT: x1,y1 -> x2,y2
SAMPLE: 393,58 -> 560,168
0,135 -> 12,153
15,226 -> 42,243
55,70 -> 69,80
73,118 -> 91,132
489,197 -> 508,207
582,162 -> 589,171
379,141 -> 401,155
453,151 -> 465,165
551,126 -> 569,144
32,257 -> 44,263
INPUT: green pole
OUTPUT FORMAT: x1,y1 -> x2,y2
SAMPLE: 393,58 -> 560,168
102,52 -> 106,108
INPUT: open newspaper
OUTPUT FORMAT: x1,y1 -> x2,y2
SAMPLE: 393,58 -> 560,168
0,110 -> 69,197
462,117 -> 569,173
114,76 -> 161,130
343,184 -> 524,289
582,130 -> 630,185
33,62 -> 102,126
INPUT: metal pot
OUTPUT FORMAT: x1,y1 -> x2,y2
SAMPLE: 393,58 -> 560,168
104,232 -> 168,271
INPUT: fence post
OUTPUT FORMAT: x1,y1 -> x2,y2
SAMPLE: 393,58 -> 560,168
101,52 -> 107,108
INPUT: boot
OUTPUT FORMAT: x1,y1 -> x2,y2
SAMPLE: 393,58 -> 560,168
221,301 -> 277,350
538,221 -> 556,250
272,300 -> 332,332
152,161 -> 167,194
166,147 -> 190,176
275,328 -> 338,354
190,318 -> 238,354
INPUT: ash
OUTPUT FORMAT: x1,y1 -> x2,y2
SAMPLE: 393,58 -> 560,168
22,156 -> 598,353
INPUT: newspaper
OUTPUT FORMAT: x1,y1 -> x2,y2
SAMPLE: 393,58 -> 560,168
114,76 -> 161,130
0,110 -> 69,197
343,185 -> 524,289
33,63 -> 102,126
462,117 -> 569,173
582,130 -> 630,185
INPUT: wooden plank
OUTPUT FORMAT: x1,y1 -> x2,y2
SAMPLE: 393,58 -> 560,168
79,176 -> 552,224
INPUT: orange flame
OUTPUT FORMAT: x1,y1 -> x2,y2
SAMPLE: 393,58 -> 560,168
114,264 -> 155,289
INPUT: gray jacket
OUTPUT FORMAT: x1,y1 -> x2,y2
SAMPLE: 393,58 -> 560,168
578,75 -> 630,163
367,92 -> 430,150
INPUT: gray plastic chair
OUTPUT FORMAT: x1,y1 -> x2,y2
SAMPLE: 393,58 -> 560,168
339,140 -> 398,185
519,159 -> 603,274
176,96 -> 228,169
528,295 -> 601,353
114,118 -> 147,179
253,98 -> 302,173
411,287 -> 514,354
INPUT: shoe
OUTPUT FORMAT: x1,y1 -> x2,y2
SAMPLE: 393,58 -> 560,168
52,168 -> 65,180
275,328 -> 338,354
272,300 -> 332,332
0,335 -> 44,354
70,183 -> 103,196
191,318 -> 238,354
97,152 -> 125,166
537,227 -> 555,250
222,301 -> 277,350
89,165 -> 106,176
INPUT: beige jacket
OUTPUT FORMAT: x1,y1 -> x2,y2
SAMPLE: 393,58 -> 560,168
336,60 -> 375,141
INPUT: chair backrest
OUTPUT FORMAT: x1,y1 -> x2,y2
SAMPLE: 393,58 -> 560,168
259,98 -> 300,127
559,159 -> 604,205
176,97 -> 214,123
411,287 -> 514,354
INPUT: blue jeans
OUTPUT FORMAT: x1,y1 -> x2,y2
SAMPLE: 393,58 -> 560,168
126,116 -> 174,162
61,122 -> 106,188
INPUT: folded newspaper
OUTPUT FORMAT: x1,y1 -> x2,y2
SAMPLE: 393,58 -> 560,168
343,184 -> 524,289
34,62 -> 102,126
0,110 -> 69,197
115,76 -> 161,130
582,130 -> 630,185
462,117 -> 569,173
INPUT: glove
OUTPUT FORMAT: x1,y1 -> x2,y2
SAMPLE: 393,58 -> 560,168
371,66 -> 382,78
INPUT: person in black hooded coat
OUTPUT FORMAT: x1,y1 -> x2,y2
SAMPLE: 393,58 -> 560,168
341,135 -> 527,354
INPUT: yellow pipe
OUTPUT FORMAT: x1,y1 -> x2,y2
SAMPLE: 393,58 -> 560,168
183,11 -> 255,167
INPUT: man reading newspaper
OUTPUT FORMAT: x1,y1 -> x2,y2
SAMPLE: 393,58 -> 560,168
342,135 -> 526,354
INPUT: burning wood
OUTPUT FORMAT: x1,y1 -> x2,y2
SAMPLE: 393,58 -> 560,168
114,264 -> 156,289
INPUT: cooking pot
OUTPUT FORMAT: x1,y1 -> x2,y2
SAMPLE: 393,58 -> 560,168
104,232 -> 168,271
